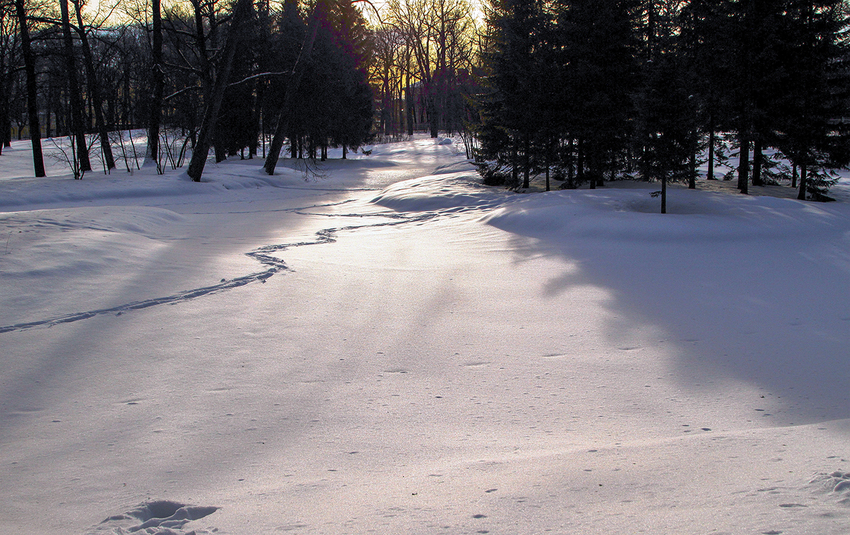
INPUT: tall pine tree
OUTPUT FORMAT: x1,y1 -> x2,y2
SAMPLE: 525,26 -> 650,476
773,0 -> 850,200
555,0 -> 639,188
478,0 -> 548,188
679,0 -> 736,182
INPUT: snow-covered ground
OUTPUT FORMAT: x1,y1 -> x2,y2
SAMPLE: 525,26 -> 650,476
1,135 -> 849,534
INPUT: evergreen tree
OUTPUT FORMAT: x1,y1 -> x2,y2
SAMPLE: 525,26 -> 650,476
270,0 -> 308,158
214,4 -> 261,161
633,1 -> 700,206
301,2 -> 338,157
635,49 -> 699,212
678,0 -> 736,182
324,0 -> 374,156
773,0 -> 850,200
187,0 -> 254,181
478,0 -> 548,188
555,0 -> 639,188
728,0 -> 787,193
263,0 -> 372,171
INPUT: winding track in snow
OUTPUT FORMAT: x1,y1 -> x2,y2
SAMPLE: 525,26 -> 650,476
0,207 -> 437,335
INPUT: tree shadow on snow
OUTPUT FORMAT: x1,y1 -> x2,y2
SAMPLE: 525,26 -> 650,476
490,185 -> 850,426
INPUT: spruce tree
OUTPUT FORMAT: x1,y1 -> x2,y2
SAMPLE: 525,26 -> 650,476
325,0 -> 374,155
635,48 -> 699,212
555,0 -> 639,188
773,0 -> 850,200
634,0 -> 700,202
728,0 -> 787,193
478,0 -> 548,188
271,0 -> 308,158
679,0 -> 736,181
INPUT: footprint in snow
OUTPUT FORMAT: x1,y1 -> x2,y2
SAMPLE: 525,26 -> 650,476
88,500 -> 218,534
808,470 -> 850,505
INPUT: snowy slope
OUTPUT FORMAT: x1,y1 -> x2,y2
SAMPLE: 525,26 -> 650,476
1,136 -> 849,534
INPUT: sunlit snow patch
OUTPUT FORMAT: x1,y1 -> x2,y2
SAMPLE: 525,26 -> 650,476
371,170 -> 506,213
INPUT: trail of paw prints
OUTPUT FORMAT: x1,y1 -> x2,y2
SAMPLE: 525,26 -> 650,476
87,500 -> 219,534
0,264 -> 285,334
0,212 -> 436,334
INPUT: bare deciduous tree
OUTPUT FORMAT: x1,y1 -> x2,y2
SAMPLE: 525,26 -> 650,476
13,0 -> 45,176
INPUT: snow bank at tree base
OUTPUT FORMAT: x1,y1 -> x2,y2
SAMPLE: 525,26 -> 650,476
1,135 -> 849,534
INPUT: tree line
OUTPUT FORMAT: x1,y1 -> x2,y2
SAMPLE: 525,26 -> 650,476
477,0 -> 850,206
371,0 -> 479,148
3,0 -> 850,202
1,0 -> 490,179
1,0 -> 375,180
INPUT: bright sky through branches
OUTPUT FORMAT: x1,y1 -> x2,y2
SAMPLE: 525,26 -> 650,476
80,0 -> 482,28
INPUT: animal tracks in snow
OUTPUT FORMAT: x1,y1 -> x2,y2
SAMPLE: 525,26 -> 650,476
0,266 -> 282,333
0,207 -> 437,334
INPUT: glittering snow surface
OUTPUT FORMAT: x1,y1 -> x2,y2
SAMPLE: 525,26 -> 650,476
1,135 -> 849,534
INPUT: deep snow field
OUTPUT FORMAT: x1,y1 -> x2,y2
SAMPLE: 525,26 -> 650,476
1,135 -> 850,534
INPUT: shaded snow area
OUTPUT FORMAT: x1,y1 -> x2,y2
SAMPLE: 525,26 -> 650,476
1,135 -> 850,534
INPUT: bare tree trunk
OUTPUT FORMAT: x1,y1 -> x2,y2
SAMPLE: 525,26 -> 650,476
405,81 -> 414,136
187,0 -> 253,182
428,93 -> 438,138
61,0 -> 91,175
689,151 -> 696,189
0,64 -> 12,151
146,0 -> 164,168
737,135 -> 749,194
0,76 -> 11,153
577,139 -> 584,185
752,136 -> 763,186
511,138 -> 518,187
589,145 -> 597,190
15,0 -> 45,177
249,83 -> 261,158
707,127 -> 715,180
73,0 -> 115,170
264,16 -> 319,175
522,134 -> 530,189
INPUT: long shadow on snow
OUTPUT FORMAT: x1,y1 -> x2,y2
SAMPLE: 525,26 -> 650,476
488,186 -> 850,427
